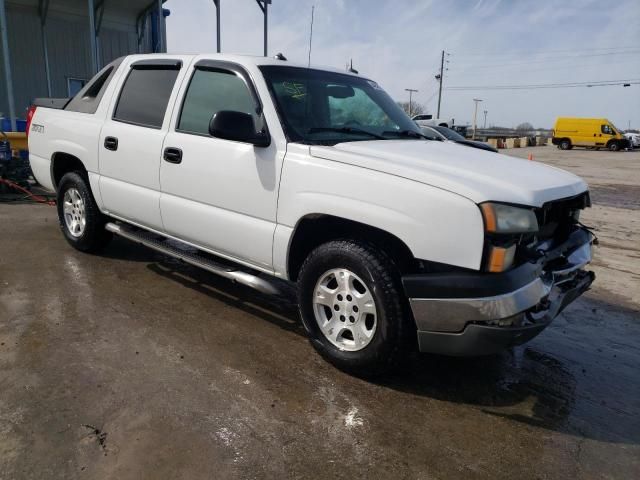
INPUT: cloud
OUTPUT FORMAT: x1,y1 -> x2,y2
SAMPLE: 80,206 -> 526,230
166,0 -> 640,129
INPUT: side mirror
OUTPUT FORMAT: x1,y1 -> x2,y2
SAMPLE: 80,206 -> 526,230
208,111 -> 270,147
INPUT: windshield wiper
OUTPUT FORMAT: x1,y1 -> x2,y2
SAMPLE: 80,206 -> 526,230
308,127 -> 386,140
382,129 -> 437,140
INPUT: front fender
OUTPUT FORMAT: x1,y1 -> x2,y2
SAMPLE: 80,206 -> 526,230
276,145 -> 485,271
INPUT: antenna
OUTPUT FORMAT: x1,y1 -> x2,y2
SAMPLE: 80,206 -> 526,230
307,5 -> 314,67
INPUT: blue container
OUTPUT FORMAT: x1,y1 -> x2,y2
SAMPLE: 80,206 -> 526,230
0,118 -> 27,132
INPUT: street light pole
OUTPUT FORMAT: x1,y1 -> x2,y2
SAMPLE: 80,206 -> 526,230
405,88 -> 418,117
483,110 -> 488,129
254,0 -> 272,57
472,98 -> 483,140
212,0 -> 220,53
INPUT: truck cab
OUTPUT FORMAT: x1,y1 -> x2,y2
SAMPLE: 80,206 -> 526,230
27,54 -> 595,375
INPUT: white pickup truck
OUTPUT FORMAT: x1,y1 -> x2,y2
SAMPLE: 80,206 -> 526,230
28,53 -> 595,375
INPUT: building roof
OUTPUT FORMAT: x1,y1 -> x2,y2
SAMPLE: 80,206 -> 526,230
7,0 -> 166,21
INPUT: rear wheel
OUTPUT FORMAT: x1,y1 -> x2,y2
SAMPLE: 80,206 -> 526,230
297,239 -> 411,376
57,172 -> 112,252
559,139 -> 572,150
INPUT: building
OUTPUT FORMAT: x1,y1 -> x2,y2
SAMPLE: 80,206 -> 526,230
0,0 -> 168,131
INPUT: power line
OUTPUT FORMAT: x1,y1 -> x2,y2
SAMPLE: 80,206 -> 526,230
446,79 -> 640,91
452,50 -> 640,70
447,59 -> 638,75
453,45 -> 640,57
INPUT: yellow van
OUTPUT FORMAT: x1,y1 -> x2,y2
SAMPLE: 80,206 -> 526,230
552,117 -> 629,151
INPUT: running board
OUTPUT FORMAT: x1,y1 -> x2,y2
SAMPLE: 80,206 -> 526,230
105,222 -> 285,296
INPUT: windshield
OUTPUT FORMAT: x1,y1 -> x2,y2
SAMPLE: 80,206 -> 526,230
260,66 -> 423,145
420,127 -> 443,140
432,126 -> 465,141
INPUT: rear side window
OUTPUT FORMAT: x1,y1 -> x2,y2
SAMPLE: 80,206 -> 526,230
113,65 -> 180,129
65,57 -> 124,114
178,69 -> 259,135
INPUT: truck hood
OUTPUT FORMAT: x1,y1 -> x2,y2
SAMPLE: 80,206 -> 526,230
309,140 -> 587,207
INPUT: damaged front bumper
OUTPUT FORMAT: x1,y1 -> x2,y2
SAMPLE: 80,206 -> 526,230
403,228 -> 595,356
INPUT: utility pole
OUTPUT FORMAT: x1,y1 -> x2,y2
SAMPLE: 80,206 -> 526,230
436,50 -> 447,118
212,0 -> 220,52
307,5 -> 314,66
254,0 -> 272,57
483,110 -> 488,129
472,98 -> 483,140
405,88 -> 418,117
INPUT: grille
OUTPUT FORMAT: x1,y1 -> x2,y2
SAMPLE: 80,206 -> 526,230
535,191 -> 590,243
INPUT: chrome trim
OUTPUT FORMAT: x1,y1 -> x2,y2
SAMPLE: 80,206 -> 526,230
549,241 -> 592,284
410,278 -> 550,333
410,240 -> 593,333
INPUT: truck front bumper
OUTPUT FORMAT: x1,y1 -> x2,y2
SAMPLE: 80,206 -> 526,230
403,228 -> 595,356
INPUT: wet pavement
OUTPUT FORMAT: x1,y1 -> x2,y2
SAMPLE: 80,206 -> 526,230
1,148 -> 640,479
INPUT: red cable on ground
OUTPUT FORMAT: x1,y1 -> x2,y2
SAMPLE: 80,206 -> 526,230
0,178 -> 56,206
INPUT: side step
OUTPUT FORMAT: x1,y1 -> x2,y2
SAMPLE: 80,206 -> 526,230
105,222 -> 286,296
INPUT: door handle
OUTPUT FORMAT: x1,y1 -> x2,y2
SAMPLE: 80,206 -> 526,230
163,147 -> 183,164
104,136 -> 118,151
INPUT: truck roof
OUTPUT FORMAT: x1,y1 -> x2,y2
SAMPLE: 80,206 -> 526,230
121,53 -> 361,77
555,117 -> 609,122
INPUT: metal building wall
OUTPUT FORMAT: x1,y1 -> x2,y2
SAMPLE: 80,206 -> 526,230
0,1 -> 153,123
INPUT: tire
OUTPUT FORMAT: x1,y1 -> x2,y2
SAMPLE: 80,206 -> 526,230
56,172 -> 112,252
608,142 -> 620,152
559,139 -> 572,150
297,239 -> 411,376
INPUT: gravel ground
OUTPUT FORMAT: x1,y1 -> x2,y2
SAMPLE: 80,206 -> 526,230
1,146 -> 639,479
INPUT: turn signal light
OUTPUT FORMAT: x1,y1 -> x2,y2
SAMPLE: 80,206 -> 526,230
487,245 -> 516,272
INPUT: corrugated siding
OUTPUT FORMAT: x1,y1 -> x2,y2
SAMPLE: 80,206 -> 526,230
0,3 -> 154,122
0,4 -> 48,119
47,12 -> 94,98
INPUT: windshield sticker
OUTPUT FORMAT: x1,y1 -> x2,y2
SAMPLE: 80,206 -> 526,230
283,82 -> 307,99
367,80 -> 382,90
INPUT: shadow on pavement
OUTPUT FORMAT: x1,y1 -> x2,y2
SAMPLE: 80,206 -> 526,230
101,241 -> 640,446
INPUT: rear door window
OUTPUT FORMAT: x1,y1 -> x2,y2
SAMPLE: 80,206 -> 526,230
113,64 -> 181,129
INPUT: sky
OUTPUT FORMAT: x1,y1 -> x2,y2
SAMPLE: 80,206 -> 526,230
165,0 -> 640,129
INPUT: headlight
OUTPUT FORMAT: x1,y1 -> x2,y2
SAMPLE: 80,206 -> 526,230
480,202 -> 538,234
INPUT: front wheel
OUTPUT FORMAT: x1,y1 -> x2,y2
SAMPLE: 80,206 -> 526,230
608,142 -> 620,152
559,139 -> 572,150
57,172 -> 112,252
297,240 -> 411,376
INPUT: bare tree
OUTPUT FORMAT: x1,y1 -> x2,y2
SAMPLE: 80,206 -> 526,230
397,101 -> 425,117
515,122 -> 535,135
